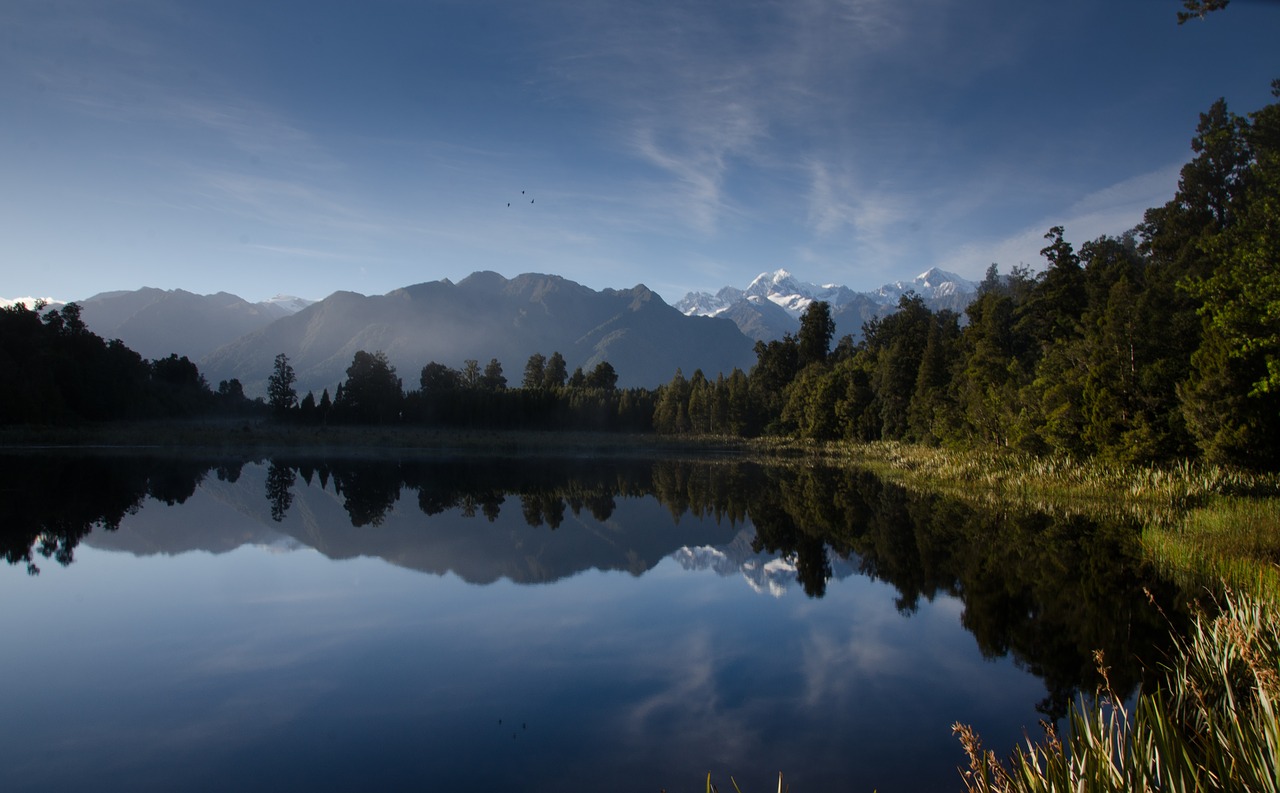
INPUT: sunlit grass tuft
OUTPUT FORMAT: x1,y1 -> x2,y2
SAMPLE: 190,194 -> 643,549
1144,497 -> 1280,596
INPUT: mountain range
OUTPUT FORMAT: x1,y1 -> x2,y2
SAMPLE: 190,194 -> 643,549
73,288 -> 316,361
83,459 -> 852,595
16,267 -> 979,396
200,272 -> 754,395
676,267 -> 979,342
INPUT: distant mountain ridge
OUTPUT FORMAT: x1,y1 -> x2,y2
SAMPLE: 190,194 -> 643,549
200,272 -> 755,396
18,266 -> 976,394
676,267 -> 979,342
74,288 -> 315,361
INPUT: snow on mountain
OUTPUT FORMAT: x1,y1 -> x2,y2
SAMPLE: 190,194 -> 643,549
675,285 -> 743,318
259,294 -> 316,314
670,527 -> 855,597
874,266 -> 976,304
681,267 -> 976,319
676,266 -> 980,343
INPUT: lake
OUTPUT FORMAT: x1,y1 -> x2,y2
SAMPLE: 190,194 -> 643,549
0,450 -> 1182,792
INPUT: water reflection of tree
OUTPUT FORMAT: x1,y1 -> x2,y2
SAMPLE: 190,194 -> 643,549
330,462 -> 404,528
265,462 -> 295,523
0,455 -> 214,574
7,452 -> 1186,720
737,465 -> 1183,719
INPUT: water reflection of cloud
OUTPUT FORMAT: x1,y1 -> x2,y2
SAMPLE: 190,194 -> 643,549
800,601 -> 906,708
622,630 -> 757,763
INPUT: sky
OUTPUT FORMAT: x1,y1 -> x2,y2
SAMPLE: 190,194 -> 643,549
2,0 -> 1278,307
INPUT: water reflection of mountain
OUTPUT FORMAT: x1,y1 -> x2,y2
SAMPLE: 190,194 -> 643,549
672,528 -> 858,597
5,450 -> 1186,719
72,456 -> 748,586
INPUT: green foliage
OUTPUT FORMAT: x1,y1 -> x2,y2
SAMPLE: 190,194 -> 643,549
866,293 -> 933,439
337,350 -> 402,424
522,352 -> 546,389
481,357 -> 507,391
420,361 -> 459,393
797,300 -> 835,367
956,588 -> 1279,793
654,369 -> 691,434
586,360 -> 618,391
689,89 -> 1280,469
267,353 -> 297,415
0,301 -> 220,424
544,351 -> 568,389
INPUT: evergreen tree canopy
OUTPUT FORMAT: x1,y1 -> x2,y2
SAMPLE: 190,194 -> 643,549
340,350 -> 403,424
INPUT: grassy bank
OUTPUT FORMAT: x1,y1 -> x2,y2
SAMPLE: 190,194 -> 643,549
751,440 -> 1280,600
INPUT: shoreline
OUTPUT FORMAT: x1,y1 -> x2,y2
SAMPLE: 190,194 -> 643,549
0,420 -> 758,459
8,422 -> 1277,596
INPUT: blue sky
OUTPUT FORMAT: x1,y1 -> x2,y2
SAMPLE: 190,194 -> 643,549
2,0 -> 1277,306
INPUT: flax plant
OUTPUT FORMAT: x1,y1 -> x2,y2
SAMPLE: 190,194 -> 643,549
954,589 -> 1280,792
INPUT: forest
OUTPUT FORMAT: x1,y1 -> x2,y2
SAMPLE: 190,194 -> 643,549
4,87 -> 1277,468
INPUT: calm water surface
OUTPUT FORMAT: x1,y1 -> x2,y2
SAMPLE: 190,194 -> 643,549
0,452 -> 1180,792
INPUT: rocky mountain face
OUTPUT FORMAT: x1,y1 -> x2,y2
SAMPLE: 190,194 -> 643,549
75,288 -> 314,361
676,267 -> 979,342
200,272 -> 756,396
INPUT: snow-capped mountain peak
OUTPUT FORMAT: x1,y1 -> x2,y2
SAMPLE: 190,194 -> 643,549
875,267 -> 976,303
675,266 -> 980,344
736,269 -> 855,319
260,294 -> 316,314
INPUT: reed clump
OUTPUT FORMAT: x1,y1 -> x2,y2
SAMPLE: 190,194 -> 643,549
954,589 -> 1280,792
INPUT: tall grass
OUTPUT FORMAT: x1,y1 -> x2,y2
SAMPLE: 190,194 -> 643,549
1144,497 -> 1280,596
954,589 -> 1280,792
778,441 -> 1280,597
810,442 -> 1278,506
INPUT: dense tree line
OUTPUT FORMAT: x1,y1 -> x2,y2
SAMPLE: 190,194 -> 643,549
0,300 -> 254,424
654,88 -> 1280,468
277,349 -> 654,432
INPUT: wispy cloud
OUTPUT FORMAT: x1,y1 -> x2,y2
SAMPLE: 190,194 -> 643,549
181,169 -> 378,233
8,1 -> 341,178
804,159 -> 906,240
242,244 -> 373,262
536,1 -> 927,236
938,161 -> 1184,277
